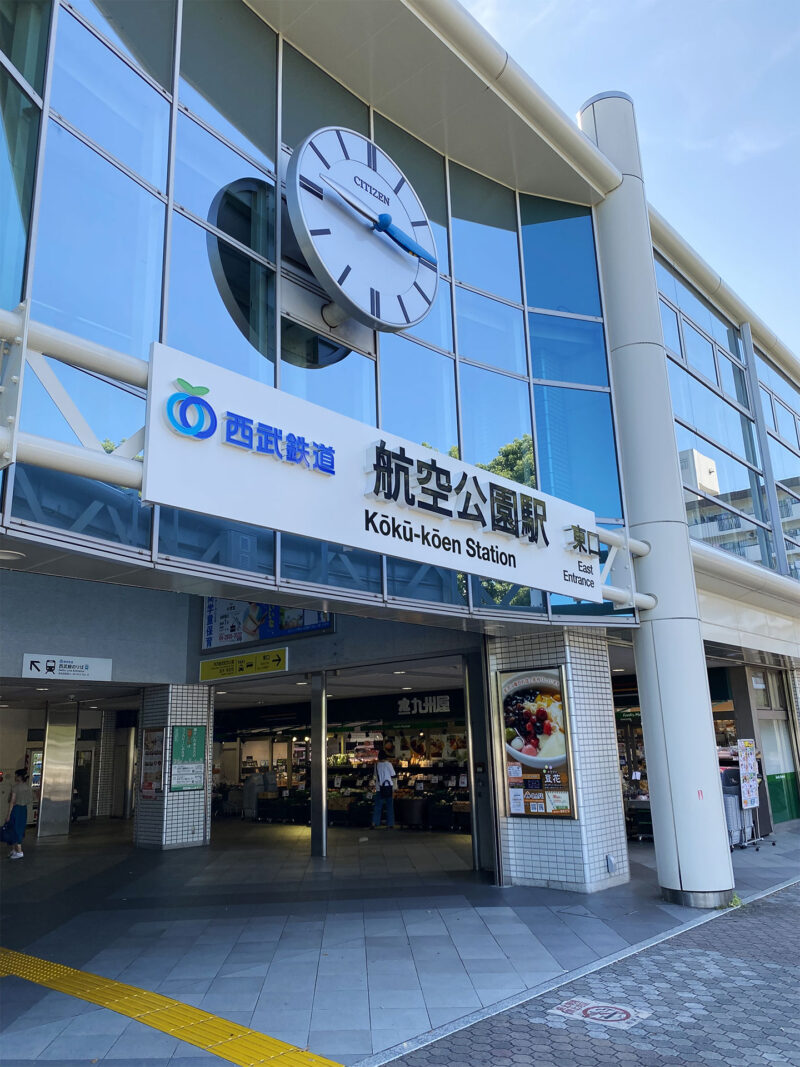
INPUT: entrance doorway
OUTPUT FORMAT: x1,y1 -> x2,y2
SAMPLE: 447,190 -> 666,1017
212,654 -> 486,867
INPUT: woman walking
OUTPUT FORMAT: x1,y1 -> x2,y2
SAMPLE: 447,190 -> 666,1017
6,769 -> 32,859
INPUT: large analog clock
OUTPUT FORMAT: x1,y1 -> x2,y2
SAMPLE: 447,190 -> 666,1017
287,126 -> 439,332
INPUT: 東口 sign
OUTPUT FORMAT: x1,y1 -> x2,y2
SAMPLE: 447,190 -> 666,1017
143,344 -> 603,602
199,648 -> 287,681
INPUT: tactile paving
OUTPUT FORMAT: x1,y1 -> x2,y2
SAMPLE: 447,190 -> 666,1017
0,947 -> 342,1067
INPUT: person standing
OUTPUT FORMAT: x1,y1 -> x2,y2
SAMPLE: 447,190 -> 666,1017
372,751 -> 397,829
7,769 -> 32,859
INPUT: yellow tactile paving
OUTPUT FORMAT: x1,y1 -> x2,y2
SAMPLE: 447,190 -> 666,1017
0,947 -> 343,1067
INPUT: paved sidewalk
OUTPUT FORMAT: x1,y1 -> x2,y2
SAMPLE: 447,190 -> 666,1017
382,881 -> 800,1067
0,820 -> 798,1065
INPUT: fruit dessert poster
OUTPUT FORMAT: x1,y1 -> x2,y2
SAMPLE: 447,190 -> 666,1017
499,667 -> 576,818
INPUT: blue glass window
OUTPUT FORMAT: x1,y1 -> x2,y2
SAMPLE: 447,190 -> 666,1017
175,114 -> 275,260
768,436 -> 800,488
66,0 -> 175,89
682,321 -> 717,382
659,300 -> 681,356
406,281 -> 453,352
520,195 -> 600,316
0,1 -> 51,92
449,163 -> 520,302
718,353 -> 749,408
168,212 -> 274,382
11,464 -> 150,548
51,11 -> 170,189
0,69 -> 39,310
281,43 -> 368,149
373,114 -> 449,272
180,0 -> 276,169
775,401 -> 799,447
379,335 -> 457,454
471,578 -> 546,614
760,386 -> 775,430
386,558 -> 466,606
281,534 -> 381,593
530,314 -> 607,386
456,287 -> 526,375
280,320 -> 376,424
33,123 -> 164,358
668,361 -> 759,466
459,364 -> 534,487
19,357 -> 145,449
756,354 -> 800,412
534,385 -> 621,517
674,424 -> 767,524
158,507 -> 274,573
684,490 -> 775,570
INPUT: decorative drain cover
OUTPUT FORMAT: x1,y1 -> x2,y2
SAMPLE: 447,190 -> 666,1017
549,997 -> 652,1029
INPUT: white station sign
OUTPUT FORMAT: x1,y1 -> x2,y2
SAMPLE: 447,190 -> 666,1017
142,344 -> 603,602
22,653 -> 113,681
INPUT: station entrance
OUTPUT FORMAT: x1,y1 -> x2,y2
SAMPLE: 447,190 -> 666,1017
211,654 -> 480,863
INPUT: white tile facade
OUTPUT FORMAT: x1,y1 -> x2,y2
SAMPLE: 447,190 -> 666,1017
134,685 -> 213,850
489,627 -> 630,893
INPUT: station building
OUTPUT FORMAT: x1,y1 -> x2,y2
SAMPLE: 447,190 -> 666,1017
0,0 -> 798,908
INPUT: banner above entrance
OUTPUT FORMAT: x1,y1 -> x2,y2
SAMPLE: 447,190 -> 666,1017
143,344 -> 602,601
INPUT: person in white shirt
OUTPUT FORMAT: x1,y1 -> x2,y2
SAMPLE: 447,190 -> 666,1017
6,769 -> 32,859
372,751 -> 397,829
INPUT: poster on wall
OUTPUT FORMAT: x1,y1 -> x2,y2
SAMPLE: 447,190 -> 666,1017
203,598 -> 333,650
737,738 -> 759,809
499,667 -> 576,818
170,726 -> 207,792
141,728 -> 164,798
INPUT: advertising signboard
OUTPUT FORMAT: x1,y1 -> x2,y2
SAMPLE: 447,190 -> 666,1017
499,667 -> 576,818
143,345 -> 603,602
202,598 -> 332,650
170,726 -> 207,792
737,738 -> 759,809
141,728 -> 164,798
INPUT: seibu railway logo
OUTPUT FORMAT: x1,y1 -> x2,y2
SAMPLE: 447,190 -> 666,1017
165,378 -> 217,439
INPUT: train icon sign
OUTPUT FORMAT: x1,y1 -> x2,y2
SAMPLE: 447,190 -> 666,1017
22,654 -> 113,681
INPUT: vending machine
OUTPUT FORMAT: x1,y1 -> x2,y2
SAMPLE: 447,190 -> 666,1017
25,745 -> 44,825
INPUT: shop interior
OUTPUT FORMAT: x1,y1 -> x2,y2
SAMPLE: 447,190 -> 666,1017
609,639 -> 799,844
212,655 -> 474,836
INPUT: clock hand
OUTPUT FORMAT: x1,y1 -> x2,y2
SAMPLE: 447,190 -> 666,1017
319,173 -> 379,224
319,173 -> 437,267
375,213 -> 437,266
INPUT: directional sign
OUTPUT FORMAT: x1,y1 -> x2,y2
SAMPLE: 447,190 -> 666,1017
199,647 -> 288,682
22,653 -> 112,681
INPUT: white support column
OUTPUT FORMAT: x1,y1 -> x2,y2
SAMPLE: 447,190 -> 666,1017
134,685 -> 214,850
579,92 -> 734,906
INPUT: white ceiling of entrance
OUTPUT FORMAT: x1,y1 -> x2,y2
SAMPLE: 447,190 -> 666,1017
0,680 -> 141,713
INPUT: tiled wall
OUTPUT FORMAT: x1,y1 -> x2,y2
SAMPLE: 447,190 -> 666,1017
94,709 -> 117,817
134,686 -> 213,850
489,627 -> 630,892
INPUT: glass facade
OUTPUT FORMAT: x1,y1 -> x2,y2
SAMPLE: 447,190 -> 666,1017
755,352 -> 800,575
657,257 -> 798,581
10,0 -> 747,624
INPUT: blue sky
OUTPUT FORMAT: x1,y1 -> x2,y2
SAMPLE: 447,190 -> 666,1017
464,0 -> 800,356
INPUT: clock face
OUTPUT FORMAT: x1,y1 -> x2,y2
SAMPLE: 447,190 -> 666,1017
286,126 -> 439,332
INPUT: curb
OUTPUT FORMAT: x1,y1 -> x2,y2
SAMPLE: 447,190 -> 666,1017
356,874 -> 800,1067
